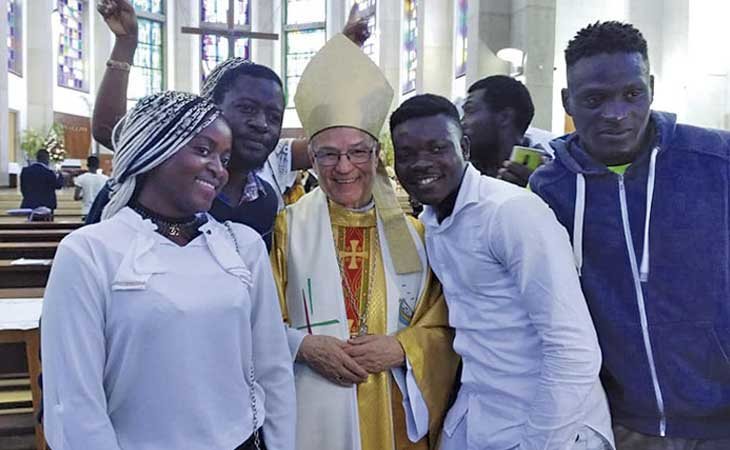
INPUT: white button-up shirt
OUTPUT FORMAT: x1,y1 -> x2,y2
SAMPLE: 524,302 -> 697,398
422,164 -> 612,450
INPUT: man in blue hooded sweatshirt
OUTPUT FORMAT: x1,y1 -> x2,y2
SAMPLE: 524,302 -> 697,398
530,21 -> 730,450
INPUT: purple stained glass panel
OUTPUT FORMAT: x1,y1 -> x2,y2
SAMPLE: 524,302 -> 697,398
402,0 -> 418,94
58,0 -> 88,91
200,0 -> 250,81
7,0 -> 20,74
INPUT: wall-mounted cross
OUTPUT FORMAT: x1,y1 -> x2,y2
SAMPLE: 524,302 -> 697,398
181,0 -> 278,57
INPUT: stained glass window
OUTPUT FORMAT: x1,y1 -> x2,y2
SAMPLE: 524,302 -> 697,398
355,0 -> 377,62
402,0 -> 418,94
200,0 -> 250,80
454,0 -> 467,78
57,0 -> 87,91
132,0 -> 163,14
129,19 -> 164,99
128,2 -> 165,100
284,0 -> 326,108
7,0 -> 21,75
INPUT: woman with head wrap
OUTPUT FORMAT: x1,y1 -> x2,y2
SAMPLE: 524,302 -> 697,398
89,0 -> 372,231
40,91 -> 296,450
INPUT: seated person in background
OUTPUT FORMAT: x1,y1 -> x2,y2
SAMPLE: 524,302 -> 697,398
42,91 -> 295,450
391,94 -> 613,450
461,75 -> 553,186
20,149 -> 64,211
73,155 -> 109,217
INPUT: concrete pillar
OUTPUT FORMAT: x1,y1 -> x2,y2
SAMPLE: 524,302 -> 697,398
26,0 -> 54,131
172,0 -> 195,93
466,0 -> 510,89
419,0 -> 453,97
326,0 -> 346,39
378,0 -> 401,109
91,8 -> 112,98
0,0 -> 8,185
511,0 -> 556,129
251,0 -> 278,71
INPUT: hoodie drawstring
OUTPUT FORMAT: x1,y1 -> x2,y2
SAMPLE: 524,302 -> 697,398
639,147 -> 659,282
573,174 -> 586,276
572,146 -> 659,281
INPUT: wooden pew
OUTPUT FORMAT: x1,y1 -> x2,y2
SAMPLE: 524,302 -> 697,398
1,209 -> 82,219
0,294 -> 45,450
0,221 -> 82,231
0,243 -> 57,260
0,288 -> 44,299
0,230 -> 70,243
0,262 -> 51,290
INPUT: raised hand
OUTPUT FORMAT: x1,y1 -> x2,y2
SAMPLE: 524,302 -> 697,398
97,0 -> 138,39
343,2 -> 373,48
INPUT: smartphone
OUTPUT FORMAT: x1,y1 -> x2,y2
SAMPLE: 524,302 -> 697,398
509,146 -> 544,171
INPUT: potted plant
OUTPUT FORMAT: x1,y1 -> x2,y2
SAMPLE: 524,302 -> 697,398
20,128 -> 46,162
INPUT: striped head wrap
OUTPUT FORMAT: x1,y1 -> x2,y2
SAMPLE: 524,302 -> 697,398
200,57 -> 252,100
101,91 -> 222,219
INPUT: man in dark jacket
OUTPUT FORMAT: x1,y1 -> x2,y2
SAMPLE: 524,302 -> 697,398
461,75 -> 551,186
20,149 -> 64,210
530,21 -> 730,449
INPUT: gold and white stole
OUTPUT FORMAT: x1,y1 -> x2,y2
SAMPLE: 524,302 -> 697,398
284,188 -> 427,450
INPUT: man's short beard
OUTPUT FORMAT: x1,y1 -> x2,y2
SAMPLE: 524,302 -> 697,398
227,145 -> 273,174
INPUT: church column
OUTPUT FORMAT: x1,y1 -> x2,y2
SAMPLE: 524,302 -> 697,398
91,8 -> 112,100
418,0 -> 453,97
91,1 -> 114,154
0,0 -> 9,185
326,0 -> 346,39
251,0 -> 278,71
26,0 -> 54,132
511,0 -> 556,129
377,0 -> 401,109
466,0 -> 510,89
171,0 -> 195,93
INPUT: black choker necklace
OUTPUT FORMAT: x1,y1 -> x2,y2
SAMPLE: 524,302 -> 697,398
130,203 -> 207,240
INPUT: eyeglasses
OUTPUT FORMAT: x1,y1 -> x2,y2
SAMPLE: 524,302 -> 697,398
313,147 -> 375,167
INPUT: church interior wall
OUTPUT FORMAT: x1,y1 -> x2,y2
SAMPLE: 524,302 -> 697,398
4,0 -> 730,187
551,0 -> 628,133
684,0 -> 729,130
7,74 -> 25,129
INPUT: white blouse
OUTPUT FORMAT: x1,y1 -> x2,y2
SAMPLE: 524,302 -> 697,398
41,208 -> 296,450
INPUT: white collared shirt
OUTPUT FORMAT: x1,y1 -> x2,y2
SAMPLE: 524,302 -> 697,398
422,164 -> 612,450
258,139 -> 299,211
41,208 -> 296,450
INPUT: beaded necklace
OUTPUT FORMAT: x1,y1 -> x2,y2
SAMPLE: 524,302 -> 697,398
130,202 -> 207,242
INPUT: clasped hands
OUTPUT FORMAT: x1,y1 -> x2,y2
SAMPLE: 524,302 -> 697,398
297,334 -> 405,387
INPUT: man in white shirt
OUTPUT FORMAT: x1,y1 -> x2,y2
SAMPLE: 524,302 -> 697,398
258,138 -> 309,210
73,156 -> 109,216
390,93 -> 614,450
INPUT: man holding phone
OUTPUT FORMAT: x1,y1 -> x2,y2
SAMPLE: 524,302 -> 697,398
460,75 -> 552,186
